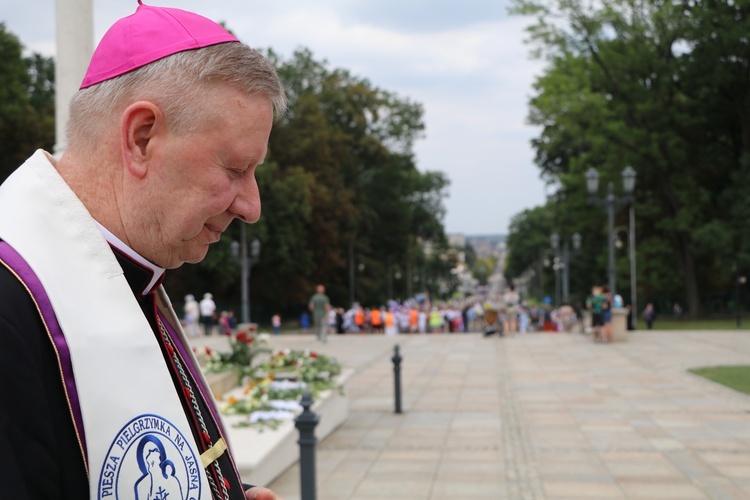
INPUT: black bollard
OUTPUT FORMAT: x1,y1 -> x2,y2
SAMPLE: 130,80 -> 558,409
295,390 -> 319,500
391,344 -> 403,413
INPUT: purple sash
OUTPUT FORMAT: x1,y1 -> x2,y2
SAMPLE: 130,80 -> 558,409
0,241 -> 88,467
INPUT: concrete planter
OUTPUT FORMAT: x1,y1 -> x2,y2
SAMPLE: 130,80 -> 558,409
220,370 -> 352,486
206,369 -> 241,400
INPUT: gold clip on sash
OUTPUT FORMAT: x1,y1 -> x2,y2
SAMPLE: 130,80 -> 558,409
200,437 -> 228,469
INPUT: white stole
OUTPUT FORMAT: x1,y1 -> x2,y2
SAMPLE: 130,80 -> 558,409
0,150 -> 212,499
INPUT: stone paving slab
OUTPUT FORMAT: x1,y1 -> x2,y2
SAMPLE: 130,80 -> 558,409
195,330 -> 750,499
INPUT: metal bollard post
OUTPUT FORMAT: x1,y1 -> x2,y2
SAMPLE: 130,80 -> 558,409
295,390 -> 319,500
391,344 -> 403,413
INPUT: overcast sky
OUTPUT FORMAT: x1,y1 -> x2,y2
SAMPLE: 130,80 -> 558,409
0,0 -> 549,235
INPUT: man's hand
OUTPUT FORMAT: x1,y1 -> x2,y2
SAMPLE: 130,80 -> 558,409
245,486 -> 280,500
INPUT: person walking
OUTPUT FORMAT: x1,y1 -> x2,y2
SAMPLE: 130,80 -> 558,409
336,308 -> 346,334
644,303 -> 656,330
354,305 -> 365,332
418,306 -> 428,333
300,311 -> 310,332
183,294 -> 201,338
200,292 -> 217,336
409,304 -> 419,333
0,2 -> 285,498
218,310 -> 233,336
271,313 -> 281,335
588,286 -> 605,341
327,306 -> 337,336
429,306 -> 444,333
309,284 -> 331,343
503,285 -> 520,336
384,309 -> 397,335
370,306 -> 384,333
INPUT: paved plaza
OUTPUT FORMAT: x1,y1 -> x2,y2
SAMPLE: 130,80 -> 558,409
200,330 -> 750,499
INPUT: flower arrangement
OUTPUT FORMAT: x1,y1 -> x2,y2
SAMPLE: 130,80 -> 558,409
263,349 -> 342,394
195,332 -> 344,429
218,349 -> 343,429
198,332 -> 273,384
228,331 -> 273,368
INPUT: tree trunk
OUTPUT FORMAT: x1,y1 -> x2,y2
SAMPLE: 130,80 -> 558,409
738,95 -> 750,168
662,177 -> 702,318
678,232 -> 702,318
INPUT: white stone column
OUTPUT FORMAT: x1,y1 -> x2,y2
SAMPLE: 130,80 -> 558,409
54,0 -> 94,155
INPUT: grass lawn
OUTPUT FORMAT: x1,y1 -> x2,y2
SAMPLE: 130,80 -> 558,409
689,365 -> 750,396
637,318 -> 750,330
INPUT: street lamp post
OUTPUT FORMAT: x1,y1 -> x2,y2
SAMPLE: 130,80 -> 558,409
539,250 -> 555,305
628,202 -> 638,326
586,167 -> 636,302
613,225 -> 637,324
232,225 -> 261,324
248,237 -> 261,323
565,233 -> 582,304
551,232 -> 582,306
737,275 -> 747,329
538,252 -> 547,303
349,241 -> 355,307
550,234 -> 560,307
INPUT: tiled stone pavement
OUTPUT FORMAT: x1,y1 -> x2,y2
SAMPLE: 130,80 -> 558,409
200,330 -> 750,499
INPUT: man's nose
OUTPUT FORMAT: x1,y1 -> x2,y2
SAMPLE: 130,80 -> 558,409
230,175 -> 261,223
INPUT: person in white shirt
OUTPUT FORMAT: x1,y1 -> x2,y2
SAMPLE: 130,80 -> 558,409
183,294 -> 201,338
503,285 -> 520,336
199,292 -> 217,336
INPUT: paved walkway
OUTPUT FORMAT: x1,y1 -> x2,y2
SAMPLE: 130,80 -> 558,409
201,330 -> 750,499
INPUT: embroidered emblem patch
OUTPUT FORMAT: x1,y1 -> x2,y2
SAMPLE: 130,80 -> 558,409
98,414 -> 202,500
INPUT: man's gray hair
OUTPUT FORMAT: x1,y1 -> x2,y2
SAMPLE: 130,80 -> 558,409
67,42 -> 287,151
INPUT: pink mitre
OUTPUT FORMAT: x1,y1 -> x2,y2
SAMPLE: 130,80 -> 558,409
80,0 -> 239,89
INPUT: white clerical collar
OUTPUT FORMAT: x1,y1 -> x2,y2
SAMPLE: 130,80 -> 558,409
96,223 -> 165,295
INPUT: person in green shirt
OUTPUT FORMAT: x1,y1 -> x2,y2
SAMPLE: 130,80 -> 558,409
309,284 -> 331,343
587,286 -> 605,342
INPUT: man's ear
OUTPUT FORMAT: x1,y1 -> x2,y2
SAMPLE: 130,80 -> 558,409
121,101 -> 164,178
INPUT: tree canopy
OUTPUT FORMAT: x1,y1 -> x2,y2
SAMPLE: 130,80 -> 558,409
506,0 -> 750,315
0,23 -> 55,181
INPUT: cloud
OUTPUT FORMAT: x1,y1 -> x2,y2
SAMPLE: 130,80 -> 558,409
340,0 -> 512,32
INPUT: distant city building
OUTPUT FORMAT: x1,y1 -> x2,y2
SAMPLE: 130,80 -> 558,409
466,234 -> 506,260
440,234 -> 510,298
447,234 -> 507,258
447,233 -> 466,248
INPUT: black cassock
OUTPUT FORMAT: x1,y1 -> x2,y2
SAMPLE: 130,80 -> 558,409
0,242 -> 247,499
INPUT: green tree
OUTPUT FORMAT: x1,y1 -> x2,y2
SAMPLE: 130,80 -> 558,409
264,48 -> 448,308
510,0 -> 750,315
505,205 -> 556,283
472,257 -> 495,286
0,24 -> 55,182
679,0 -> 750,294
